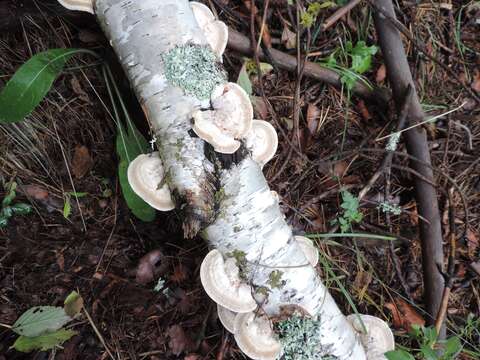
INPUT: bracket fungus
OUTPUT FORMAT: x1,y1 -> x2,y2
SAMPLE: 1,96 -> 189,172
294,236 -> 319,267
217,304 -> 237,333
190,2 -> 228,58
233,312 -> 282,360
346,314 -> 395,359
57,0 -> 94,14
127,152 -> 175,211
200,249 -> 257,313
192,82 -> 253,154
245,120 -> 279,167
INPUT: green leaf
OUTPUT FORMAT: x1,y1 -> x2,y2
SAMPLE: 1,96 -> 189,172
443,336 -> 462,358
11,203 -> 32,215
12,329 -> 77,352
1,206 -> 13,218
348,41 -> 378,75
63,195 -> 72,219
64,291 -> 84,317
2,181 -> 17,207
420,344 -> 439,360
12,306 -> 72,337
237,63 -> 253,96
67,191 -> 88,198
116,122 -> 156,222
385,350 -> 415,360
0,49 -> 84,124
0,217 -> 8,228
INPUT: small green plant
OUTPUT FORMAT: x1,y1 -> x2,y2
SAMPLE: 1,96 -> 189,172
385,325 -> 462,360
0,181 -> 32,228
5,291 -> 83,353
324,41 -> 378,91
63,191 -> 87,219
332,190 -> 363,233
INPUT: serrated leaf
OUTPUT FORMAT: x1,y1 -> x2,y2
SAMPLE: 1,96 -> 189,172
2,181 -> 17,207
64,291 -> 84,317
0,49 -> 85,124
385,350 -> 415,360
12,306 -> 72,337
0,217 -> 8,228
116,122 -> 156,222
12,329 -> 76,352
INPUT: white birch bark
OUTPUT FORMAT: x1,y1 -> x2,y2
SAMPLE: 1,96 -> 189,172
94,0 -> 367,358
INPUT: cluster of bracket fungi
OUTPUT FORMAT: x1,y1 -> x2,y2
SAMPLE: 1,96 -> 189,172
56,0 -> 396,359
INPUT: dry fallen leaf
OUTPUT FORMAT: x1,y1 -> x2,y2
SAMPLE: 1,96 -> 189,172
356,100 -> 372,121
71,145 -> 93,179
385,298 -> 425,331
471,70 -> 480,92
306,103 -> 320,136
167,325 -> 195,356
466,228 -> 479,258
135,249 -> 164,284
376,64 -> 387,83
281,26 -> 296,50
251,96 -> 269,120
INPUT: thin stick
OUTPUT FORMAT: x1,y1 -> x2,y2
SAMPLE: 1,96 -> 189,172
83,307 -> 116,360
322,0 -> 363,30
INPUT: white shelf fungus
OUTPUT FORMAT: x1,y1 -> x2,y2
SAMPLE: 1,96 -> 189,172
200,249 -> 257,313
127,152 -> 175,211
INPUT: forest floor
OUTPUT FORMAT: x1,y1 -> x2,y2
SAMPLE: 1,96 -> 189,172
0,0 -> 479,359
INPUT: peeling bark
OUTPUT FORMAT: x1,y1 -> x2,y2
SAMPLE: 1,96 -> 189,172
95,0 -> 367,358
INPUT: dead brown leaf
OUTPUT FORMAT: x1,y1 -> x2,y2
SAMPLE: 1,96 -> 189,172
306,103 -> 320,135
170,264 -> 188,284
385,298 -> 425,331
70,77 -> 89,103
471,70 -> 480,92
356,100 -> 372,121
466,228 -> 479,258
136,249 -> 164,284
251,96 -> 269,119
71,145 -> 93,179
167,325 -> 195,356
281,26 -> 296,50
376,64 -> 387,83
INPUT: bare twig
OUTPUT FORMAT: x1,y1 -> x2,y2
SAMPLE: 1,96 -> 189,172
373,0 -> 446,336
322,0 -> 363,30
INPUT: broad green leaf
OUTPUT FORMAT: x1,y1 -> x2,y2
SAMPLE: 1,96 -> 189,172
1,207 -> 13,218
348,41 -> 378,75
12,306 -> 72,337
0,49 -> 84,123
237,63 -> 253,96
443,336 -> 462,358
12,329 -> 77,352
116,122 -> 155,222
11,203 -> 32,215
64,291 -> 84,317
385,350 -> 415,360
419,344 -> 438,360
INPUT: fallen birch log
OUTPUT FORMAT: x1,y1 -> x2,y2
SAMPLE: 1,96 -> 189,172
58,0 -> 394,358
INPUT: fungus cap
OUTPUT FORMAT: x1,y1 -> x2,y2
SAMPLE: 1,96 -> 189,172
294,236 -> 319,267
57,0 -> 94,13
200,249 -> 257,313
193,83 -> 253,154
346,314 -> 395,359
217,304 -> 236,333
233,312 -> 281,360
127,152 -> 175,211
190,2 -> 228,58
246,120 -> 278,166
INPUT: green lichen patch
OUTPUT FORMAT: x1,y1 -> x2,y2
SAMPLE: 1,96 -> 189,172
268,270 -> 285,289
275,315 -> 336,360
163,44 -> 227,100
227,249 -> 248,280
